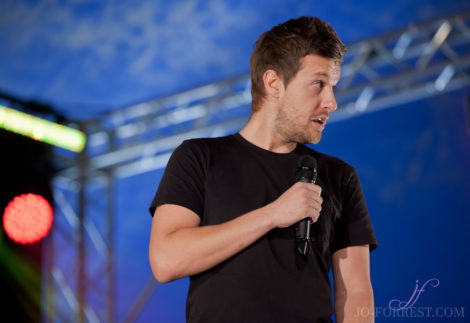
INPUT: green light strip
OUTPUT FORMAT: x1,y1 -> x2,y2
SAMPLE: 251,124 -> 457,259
0,105 -> 86,152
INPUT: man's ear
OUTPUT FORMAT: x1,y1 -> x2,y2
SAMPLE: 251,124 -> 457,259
262,69 -> 283,99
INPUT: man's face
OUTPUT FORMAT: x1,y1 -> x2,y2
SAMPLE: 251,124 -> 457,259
275,54 -> 340,145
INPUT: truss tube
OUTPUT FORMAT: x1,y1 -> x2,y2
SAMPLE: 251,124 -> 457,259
77,141 -> 87,323
106,132 -> 116,322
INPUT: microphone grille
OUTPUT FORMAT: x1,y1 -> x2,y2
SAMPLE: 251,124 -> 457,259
298,155 -> 317,169
295,155 -> 317,183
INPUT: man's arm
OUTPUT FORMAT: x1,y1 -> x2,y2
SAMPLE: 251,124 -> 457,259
332,245 -> 374,323
149,182 -> 322,283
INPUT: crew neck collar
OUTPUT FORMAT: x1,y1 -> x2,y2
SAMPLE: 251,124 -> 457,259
232,132 -> 303,156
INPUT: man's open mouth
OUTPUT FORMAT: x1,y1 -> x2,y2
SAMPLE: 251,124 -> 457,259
312,116 -> 328,125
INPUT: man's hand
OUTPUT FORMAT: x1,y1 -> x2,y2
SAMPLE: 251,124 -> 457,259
267,181 -> 323,228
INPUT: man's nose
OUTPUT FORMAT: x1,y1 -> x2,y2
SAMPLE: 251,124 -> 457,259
323,87 -> 337,112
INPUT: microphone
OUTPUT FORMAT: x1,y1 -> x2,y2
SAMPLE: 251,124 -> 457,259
294,155 -> 318,255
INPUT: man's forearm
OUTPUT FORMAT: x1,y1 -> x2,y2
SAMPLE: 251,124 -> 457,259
150,205 -> 275,283
335,289 -> 374,323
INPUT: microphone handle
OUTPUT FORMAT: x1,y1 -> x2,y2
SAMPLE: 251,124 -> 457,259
296,218 -> 311,255
296,177 -> 316,255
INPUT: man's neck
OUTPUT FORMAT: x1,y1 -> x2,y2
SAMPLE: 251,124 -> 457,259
239,111 -> 297,154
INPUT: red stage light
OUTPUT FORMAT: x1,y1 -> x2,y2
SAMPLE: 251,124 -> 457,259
2,193 -> 53,244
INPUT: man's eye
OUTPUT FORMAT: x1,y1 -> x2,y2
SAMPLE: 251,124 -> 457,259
314,81 -> 324,89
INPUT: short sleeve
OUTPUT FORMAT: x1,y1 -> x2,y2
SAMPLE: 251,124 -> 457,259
148,140 -> 207,218
330,168 -> 378,254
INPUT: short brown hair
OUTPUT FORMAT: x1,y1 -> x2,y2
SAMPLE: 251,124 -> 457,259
250,16 -> 346,111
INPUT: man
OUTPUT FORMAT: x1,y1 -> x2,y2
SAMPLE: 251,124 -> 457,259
149,16 -> 378,322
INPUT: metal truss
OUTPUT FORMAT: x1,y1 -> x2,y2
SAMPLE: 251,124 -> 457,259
56,10 -> 470,182
45,10 -> 470,322
334,11 -> 470,120
43,150 -> 115,323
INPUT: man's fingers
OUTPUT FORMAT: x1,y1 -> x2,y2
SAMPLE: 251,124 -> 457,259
305,193 -> 323,205
296,182 -> 322,196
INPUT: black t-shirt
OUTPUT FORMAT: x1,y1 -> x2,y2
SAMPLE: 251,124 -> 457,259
149,133 -> 378,323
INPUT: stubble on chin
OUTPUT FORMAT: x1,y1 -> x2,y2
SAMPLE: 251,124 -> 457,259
299,131 -> 322,145
307,132 -> 322,145
274,103 -> 322,145
274,116 -> 322,145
